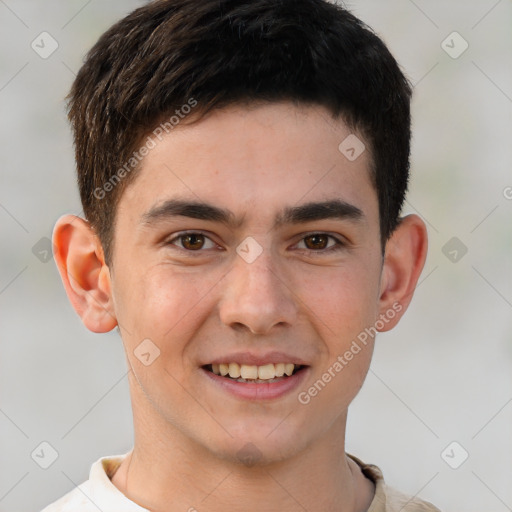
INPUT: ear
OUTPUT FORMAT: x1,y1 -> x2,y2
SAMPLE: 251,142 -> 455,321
52,215 -> 117,333
377,214 -> 428,332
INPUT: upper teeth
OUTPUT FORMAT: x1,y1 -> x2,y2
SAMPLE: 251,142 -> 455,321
211,363 -> 297,380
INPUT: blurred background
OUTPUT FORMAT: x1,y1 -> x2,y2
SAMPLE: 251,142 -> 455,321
0,1 -> 511,511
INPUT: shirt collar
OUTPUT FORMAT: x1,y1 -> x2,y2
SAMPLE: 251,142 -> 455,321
88,452 -> 387,512
88,454 -> 149,511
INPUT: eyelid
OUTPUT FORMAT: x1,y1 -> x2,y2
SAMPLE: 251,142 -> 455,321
166,230 -> 346,255
167,230 -> 219,251
293,232 -> 346,254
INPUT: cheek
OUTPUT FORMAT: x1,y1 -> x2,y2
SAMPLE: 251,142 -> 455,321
112,267 -> 215,407
297,268 -> 378,414
298,259 -> 381,344
113,265 -> 216,348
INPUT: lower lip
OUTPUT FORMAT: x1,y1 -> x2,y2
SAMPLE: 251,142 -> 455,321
201,366 -> 310,401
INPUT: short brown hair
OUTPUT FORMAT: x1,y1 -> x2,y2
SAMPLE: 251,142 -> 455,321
67,0 -> 412,265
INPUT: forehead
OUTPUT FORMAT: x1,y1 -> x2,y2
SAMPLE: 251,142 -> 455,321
118,102 -> 377,227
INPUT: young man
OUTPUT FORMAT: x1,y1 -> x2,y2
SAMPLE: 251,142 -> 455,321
43,0 -> 439,510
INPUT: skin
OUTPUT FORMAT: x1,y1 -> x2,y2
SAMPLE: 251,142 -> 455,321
54,102 -> 427,512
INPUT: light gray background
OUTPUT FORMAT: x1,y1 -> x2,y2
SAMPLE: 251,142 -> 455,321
1,1 -> 511,511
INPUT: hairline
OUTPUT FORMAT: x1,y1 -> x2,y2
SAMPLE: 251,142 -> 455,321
102,99 -> 384,267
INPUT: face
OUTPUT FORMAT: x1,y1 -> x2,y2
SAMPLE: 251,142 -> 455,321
109,102 -> 385,463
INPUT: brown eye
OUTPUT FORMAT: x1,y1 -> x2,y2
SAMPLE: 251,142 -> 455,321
181,233 -> 205,250
303,234 -> 329,250
168,232 -> 216,251
295,233 -> 344,254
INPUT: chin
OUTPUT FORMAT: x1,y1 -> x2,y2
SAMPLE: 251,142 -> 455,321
205,422 -> 307,466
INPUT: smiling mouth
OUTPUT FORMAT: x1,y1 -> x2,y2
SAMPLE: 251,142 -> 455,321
203,363 -> 306,383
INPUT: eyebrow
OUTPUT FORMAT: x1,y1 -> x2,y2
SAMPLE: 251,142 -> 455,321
141,198 -> 364,230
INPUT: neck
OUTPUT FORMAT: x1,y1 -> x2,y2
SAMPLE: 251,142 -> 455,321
111,375 -> 375,511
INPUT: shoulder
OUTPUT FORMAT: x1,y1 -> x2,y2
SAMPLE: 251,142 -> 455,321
347,453 -> 442,512
40,481 -> 94,512
378,483 -> 442,512
39,453 -> 147,512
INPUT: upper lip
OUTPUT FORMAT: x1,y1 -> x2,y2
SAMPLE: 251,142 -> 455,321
203,351 -> 310,367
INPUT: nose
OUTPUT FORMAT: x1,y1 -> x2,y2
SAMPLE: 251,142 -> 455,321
218,248 -> 298,335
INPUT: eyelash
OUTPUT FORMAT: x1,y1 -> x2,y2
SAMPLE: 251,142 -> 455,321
166,231 -> 346,256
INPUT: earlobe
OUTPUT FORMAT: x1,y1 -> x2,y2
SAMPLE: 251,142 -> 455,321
52,215 -> 117,333
377,214 -> 428,332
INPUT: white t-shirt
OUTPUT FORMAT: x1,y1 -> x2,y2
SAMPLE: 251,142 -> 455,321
40,453 -> 441,512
